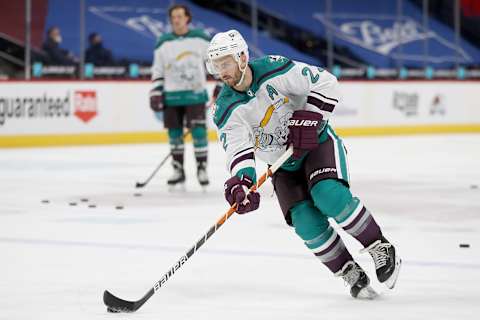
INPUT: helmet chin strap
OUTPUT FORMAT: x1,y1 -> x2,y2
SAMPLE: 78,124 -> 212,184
234,57 -> 248,88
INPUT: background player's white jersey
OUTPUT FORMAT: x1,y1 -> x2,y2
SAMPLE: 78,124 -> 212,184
151,29 -> 211,106
213,55 -> 340,178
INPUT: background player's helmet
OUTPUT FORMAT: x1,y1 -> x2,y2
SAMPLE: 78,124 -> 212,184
206,29 -> 249,75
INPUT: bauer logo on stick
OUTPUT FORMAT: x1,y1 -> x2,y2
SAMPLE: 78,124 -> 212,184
154,255 -> 188,291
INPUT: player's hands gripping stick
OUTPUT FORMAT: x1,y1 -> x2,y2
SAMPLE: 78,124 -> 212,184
224,175 -> 260,214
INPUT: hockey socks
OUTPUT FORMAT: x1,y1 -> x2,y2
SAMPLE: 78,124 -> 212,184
191,125 -> 208,163
311,179 -> 382,247
290,199 -> 383,298
168,128 -> 185,165
336,197 -> 382,247
291,200 -> 353,273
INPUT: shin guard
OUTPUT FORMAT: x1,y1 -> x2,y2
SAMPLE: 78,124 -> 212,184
311,179 -> 382,247
191,126 -> 208,164
168,128 -> 185,165
291,200 -> 353,273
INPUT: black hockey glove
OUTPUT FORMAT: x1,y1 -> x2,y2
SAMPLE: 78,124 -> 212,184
287,110 -> 323,159
224,175 -> 260,214
149,90 -> 163,112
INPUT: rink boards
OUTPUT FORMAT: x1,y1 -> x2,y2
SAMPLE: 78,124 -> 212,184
0,80 -> 479,147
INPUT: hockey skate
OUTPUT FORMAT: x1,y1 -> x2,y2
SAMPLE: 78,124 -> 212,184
360,236 -> 402,289
167,161 -> 185,191
197,161 -> 209,189
336,261 -> 378,299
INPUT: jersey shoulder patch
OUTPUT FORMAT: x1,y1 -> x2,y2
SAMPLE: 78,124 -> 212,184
155,30 -> 210,49
187,29 -> 211,42
250,55 -> 294,87
213,86 -> 248,129
155,33 -> 176,49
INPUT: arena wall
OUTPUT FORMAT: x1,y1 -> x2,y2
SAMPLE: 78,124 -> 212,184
1,80 -> 479,147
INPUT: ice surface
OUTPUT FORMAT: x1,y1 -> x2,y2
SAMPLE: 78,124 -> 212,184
1,134 -> 479,319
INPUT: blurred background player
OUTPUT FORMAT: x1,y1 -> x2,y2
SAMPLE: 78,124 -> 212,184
207,30 -> 401,299
149,4 -> 211,189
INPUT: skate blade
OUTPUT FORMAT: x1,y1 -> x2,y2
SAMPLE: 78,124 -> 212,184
168,183 -> 186,192
356,286 -> 379,300
384,256 -> 402,289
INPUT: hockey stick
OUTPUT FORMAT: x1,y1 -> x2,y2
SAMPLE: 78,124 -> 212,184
135,130 -> 191,188
104,146 -> 294,313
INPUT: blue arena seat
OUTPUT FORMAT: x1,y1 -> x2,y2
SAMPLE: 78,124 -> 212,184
44,0 -> 321,66
256,0 -> 480,68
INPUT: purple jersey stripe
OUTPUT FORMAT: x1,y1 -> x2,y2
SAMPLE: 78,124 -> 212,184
233,147 -> 254,158
311,90 -> 339,103
307,96 -> 335,113
230,152 -> 255,172
256,60 -> 293,85
216,99 -> 243,128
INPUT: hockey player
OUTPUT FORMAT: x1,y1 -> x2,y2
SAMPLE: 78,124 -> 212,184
150,4 -> 211,188
207,30 -> 401,299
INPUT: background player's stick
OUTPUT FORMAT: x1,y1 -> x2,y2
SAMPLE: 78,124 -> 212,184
135,130 -> 191,188
104,146 -> 294,313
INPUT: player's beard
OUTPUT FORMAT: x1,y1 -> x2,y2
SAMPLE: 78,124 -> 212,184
223,77 -> 236,87
220,75 -> 232,87
222,68 -> 242,87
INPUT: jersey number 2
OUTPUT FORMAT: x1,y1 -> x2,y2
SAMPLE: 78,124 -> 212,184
220,132 -> 228,150
302,67 -> 320,84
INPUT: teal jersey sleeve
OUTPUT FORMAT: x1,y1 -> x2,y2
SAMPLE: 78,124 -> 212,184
213,88 -> 257,182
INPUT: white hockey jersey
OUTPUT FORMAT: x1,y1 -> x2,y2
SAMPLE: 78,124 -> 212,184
151,29 -> 211,106
213,55 -> 340,180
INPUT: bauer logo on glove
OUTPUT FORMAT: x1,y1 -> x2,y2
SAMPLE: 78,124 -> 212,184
287,119 -> 319,127
287,110 -> 323,159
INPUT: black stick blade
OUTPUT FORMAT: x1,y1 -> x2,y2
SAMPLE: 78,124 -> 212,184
135,182 -> 146,189
103,290 -> 136,313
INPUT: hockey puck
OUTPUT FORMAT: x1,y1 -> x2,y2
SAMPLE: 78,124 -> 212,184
133,192 -> 142,197
107,307 -> 120,313
80,198 -> 89,202
115,205 -> 124,210
41,199 -> 50,204
69,202 -> 77,206
459,243 -> 470,248
88,204 -> 97,208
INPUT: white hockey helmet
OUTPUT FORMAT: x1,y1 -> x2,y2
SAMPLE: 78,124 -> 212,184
206,29 -> 249,76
